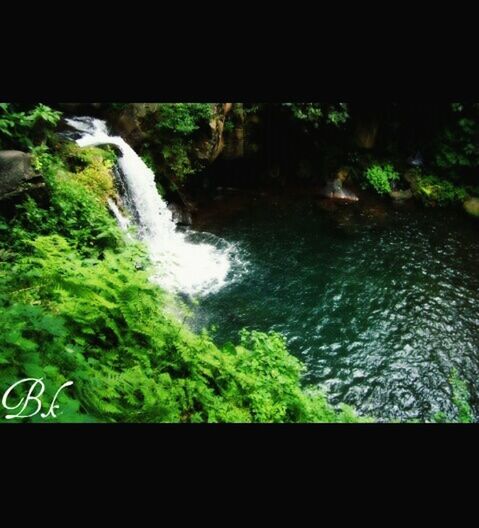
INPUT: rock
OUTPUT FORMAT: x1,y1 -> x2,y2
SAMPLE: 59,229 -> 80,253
112,103 -> 235,165
197,103 -> 238,163
221,104 -> 246,160
167,202 -> 193,226
0,150 -> 45,203
464,198 -> 479,218
319,168 -> 359,202
112,103 -> 160,147
390,189 -> 413,201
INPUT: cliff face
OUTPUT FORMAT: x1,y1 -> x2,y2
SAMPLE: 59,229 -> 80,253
57,102 -> 252,176
111,102 -> 245,162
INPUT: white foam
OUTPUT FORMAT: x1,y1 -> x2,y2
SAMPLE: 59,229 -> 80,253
66,116 -> 237,296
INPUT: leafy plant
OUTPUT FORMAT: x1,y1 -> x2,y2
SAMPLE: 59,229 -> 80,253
410,171 -> 468,206
12,145 -> 121,255
283,103 -> 349,127
156,103 -> 213,135
450,369 -> 474,424
0,103 -> 61,149
434,102 -> 479,177
433,369 -> 475,424
0,229 -> 367,423
364,164 -> 400,194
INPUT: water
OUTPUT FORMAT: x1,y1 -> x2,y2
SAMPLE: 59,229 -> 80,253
65,116 -> 237,296
193,193 -> 479,422
107,198 -> 131,232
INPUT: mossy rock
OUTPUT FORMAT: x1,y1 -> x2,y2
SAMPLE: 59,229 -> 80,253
0,150 -> 45,203
464,198 -> 479,218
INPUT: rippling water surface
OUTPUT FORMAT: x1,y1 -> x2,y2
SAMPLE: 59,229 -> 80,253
192,194 -> 479,421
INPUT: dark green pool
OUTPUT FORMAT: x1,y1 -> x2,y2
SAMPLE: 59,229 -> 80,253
191,192 -> 479,422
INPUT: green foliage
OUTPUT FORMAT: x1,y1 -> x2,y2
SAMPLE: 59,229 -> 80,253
10,146 -> 121,256
364,164 -> 400,194
410,171 -> 468,206
450,369 -> 474,424
433,370 -> 474,424
283,103 -> 349,127
0,103 -> 61,149
434,103 -> 479,176
156,103 -> 213,135
108,103 -> 129,112
161,140 -> 195,183
0,301 -> 91,423
228,330 -> 368,423
0,137 -> 365,423
155,103 -> 213,182
0,230 -> 366,423
129,103 -> 214,183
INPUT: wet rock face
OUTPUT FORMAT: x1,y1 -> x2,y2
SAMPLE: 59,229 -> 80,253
318,167 -> 359,202
111,103 -> 235,161
221,104 -> 246,160
167,202 -> 193,226
0,150 -> 45,203
112,103 -> 160,148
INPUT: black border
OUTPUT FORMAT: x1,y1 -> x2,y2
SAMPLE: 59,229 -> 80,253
2,24 -> 479,480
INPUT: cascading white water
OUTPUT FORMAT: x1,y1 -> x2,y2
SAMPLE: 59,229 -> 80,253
107,198 -> 131,233
65,116 -> 235,296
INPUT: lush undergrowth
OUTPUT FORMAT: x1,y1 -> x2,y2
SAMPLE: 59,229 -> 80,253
1,102 -> 476,423
0,142 -> 368,423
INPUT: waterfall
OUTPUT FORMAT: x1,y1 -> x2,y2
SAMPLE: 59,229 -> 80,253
65,116 -> 235,296
107,198 -> 131,233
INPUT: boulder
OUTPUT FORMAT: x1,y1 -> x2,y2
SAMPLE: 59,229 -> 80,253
390,189 -> 413,201
167,202 -> 193,226
464,198 -> 479,218
0,150 -> 45,203
112,103 -> 160,147
319,168 -> 359,202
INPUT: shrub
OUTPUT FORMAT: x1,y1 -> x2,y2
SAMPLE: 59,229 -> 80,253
410,172 -> 468,206
0,233 -> 367,423
283,103 -> 349,127
450,369 -> 474,424
14,146 -> 121,255
433,369 -> 474,423
433,103 -> 479,177
156,103 -> 213,135
0,103 -> 61,149
364,164 -> 400,194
